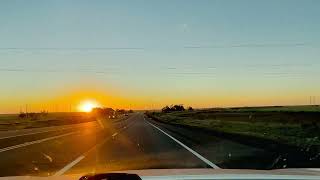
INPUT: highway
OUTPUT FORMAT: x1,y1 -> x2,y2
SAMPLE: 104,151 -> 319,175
0,113 -> 277,177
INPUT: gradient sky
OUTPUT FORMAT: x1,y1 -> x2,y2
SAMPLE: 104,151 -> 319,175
1,0 -> 320,113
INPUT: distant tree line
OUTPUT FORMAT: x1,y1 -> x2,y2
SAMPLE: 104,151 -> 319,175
18,110 -> 49,120
92,107 -> 115,116
161,104 -> 193,113
92,107 -> 134,118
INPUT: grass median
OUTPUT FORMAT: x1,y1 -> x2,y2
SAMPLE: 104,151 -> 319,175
146,106 -> 320,149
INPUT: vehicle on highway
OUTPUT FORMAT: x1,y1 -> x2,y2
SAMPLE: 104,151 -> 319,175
0,0 -> 319,179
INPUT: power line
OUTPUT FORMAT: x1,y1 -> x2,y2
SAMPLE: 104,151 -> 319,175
0,42 -> 316,51
0,47 -> 144,50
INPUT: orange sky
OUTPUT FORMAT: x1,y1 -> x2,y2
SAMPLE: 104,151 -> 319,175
0,84 -> 313,114
0,0 -> 319,114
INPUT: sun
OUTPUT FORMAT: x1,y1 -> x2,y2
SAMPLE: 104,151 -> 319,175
78,100 -> 99,112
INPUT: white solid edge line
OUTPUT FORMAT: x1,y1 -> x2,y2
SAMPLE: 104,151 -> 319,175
0,132 -> 77,153
146,121 -> 220,169
54,155 -> 85,176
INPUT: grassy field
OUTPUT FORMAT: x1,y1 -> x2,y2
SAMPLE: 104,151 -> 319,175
147,105 -> 320,149
0,112 -> 96,131
223,105 -> 320,112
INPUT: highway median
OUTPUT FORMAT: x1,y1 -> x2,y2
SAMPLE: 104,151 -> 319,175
145,107 -> 320,168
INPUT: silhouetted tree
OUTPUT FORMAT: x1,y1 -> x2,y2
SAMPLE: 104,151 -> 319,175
188,106 -> 194,111
28,112 -> 39,120
116,109 -> 125,114
162,106 -> 171,113
40,110 -> 48,116
162,104 -> 185,112
18,112 -> 26,119
172,104 -> 185,111
104,108 -> 115,115
92,107 -> 115,117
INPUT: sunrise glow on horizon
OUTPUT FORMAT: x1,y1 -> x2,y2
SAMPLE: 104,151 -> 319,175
0,1 -> 319,114
78,100 -> 100,112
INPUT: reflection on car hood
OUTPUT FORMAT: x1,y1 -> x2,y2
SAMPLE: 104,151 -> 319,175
1,168 -> 320,180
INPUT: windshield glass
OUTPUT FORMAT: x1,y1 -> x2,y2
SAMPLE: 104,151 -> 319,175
0,0 -> 320,177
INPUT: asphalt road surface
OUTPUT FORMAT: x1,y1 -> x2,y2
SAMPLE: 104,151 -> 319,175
0,113 -> 277,177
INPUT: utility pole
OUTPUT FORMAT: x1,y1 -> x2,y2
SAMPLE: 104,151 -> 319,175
25,104 -> 28,117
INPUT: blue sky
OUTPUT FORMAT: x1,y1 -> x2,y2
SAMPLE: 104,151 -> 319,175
0,0 -> 320,112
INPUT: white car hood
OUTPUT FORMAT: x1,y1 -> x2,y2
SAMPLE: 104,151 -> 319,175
1,168 -> 320,180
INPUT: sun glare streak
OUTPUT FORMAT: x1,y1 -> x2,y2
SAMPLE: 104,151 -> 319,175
78,100 -> 100,112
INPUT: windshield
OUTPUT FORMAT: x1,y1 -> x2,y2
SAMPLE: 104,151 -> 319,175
0,0 -> 320,177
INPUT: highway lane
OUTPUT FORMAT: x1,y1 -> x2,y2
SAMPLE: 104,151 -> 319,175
0,121 -> 98,140
0,122 -> 99,150
0,117 -> 122,176
0,113 -> 276,177
0,115 -> 132,152
67,113 -> 276,174
66,113 -> 208,175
